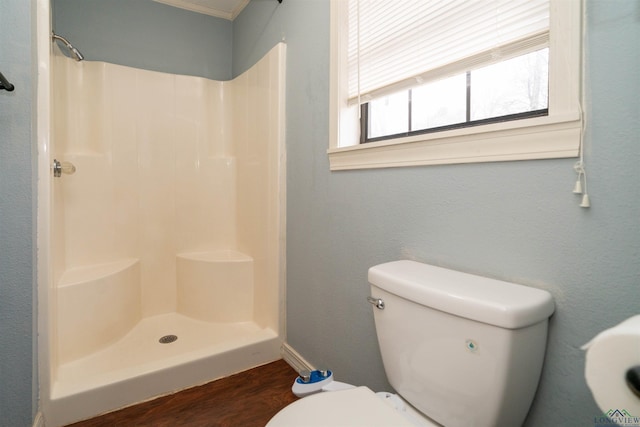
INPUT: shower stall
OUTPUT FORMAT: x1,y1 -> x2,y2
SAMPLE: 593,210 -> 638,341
38,24 -> 286,427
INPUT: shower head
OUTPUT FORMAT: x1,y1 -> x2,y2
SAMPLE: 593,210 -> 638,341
52,32 -> 84,61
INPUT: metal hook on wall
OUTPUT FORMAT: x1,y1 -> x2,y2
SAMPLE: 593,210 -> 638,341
0,71 -> 15,92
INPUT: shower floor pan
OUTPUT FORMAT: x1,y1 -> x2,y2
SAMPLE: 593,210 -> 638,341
48,312 -> 280,427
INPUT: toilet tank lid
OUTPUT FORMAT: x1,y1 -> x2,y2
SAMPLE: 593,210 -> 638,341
368,260 -> 555,329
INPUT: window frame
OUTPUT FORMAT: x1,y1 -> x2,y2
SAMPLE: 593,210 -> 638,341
328,0 -> 583,170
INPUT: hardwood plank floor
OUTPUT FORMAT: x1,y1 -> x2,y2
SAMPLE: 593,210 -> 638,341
66,360 -> 299,427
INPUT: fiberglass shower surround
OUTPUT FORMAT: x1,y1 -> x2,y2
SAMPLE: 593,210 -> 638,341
45,43 -> 285,426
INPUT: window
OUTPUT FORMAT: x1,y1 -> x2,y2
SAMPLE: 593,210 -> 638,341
365,48 -> 549,142
329,0 -> 583,170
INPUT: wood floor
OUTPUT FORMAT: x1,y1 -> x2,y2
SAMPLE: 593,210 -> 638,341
66,359 -> 299,427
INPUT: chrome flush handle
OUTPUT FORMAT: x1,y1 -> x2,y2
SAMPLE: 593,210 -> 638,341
367,296 -> 385,310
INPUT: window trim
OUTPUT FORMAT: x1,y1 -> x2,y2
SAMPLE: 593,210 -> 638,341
328,0 -> 583,170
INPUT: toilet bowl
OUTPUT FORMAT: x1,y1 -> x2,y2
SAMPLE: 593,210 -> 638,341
268,260 -> 555,427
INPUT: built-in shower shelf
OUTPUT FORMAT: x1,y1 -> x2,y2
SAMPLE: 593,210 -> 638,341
59,258 -> 139,287
177,250 -> 254,323
57,258 -> 142,364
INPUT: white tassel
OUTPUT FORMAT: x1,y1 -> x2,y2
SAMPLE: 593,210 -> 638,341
580,194 -> 591,208
573,179 -> 583,194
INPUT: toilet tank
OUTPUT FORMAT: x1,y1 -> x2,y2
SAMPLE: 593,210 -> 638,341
368,260 -> 555,427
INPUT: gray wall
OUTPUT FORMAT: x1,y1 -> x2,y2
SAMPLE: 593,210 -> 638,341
233,1 -> 640,426
0,1 -> 36,426
53,0 -> 233,80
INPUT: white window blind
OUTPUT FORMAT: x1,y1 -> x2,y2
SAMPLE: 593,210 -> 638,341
348,0 -> 550,104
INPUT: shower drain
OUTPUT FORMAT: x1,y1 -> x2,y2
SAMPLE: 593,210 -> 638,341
159,334 -> 178,344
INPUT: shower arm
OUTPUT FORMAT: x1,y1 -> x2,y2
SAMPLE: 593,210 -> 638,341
52,32 -> 84,61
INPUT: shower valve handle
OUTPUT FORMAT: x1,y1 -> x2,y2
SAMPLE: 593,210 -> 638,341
53,159 -> 76,177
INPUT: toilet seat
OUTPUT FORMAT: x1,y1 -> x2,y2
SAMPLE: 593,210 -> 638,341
266,386 -> 437,427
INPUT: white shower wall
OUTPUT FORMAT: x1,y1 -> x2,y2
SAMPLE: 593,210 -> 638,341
51,43 -> 285,362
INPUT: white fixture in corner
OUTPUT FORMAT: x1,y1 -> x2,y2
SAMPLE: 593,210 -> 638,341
152,0 -> 250,20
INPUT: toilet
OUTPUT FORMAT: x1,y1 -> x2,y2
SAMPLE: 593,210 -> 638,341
267,260 -> 555,427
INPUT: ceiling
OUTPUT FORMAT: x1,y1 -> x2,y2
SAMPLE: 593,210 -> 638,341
153,0 -> 251,21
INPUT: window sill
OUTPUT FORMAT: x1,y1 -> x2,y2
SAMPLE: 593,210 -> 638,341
328,113 -> 581,170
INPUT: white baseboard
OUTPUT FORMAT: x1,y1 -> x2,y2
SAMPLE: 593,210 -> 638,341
33,411 -> 45,427
281,342 -> 314,374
